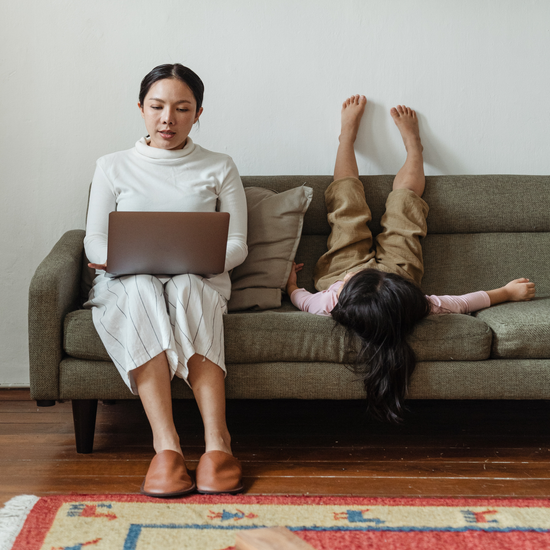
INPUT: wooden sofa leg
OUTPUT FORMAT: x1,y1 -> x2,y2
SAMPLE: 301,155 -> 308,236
72,399 -> 98,454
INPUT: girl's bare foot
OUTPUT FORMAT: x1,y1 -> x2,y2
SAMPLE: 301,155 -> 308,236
390,105 -> 425,196
340,95 -> 367,144
390,105 -> 423,153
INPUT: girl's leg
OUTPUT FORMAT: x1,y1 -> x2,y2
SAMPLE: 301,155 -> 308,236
314,96 -> 376,291
334,95 -> 365,181
375,106 -> 428,286
390,106 -> 425,196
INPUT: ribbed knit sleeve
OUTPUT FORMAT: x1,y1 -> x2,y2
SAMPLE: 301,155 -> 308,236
84,161 -> 116,265
217,158 -> 248,272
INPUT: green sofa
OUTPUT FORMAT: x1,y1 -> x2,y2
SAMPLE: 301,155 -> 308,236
29,175 -> 550,453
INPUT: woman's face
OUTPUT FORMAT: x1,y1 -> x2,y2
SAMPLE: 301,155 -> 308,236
139,78 -> 203,150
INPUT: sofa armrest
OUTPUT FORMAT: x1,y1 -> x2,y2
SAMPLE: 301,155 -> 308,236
29,229 -> 85,400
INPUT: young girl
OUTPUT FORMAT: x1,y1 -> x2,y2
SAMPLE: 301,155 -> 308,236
287,95 -> 535,423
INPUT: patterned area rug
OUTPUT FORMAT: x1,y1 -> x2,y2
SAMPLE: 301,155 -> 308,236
2,494 -> 550,550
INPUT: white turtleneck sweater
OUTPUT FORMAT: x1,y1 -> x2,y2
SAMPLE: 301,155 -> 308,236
84,137 -> 248,299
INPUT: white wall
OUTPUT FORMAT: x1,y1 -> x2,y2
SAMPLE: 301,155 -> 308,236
1,0 -> 549,385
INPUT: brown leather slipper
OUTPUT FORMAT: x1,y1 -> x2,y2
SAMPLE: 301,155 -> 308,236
140,450 -> 196,498
195,450 -> 243,494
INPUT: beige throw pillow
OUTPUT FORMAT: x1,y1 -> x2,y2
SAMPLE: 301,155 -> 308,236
228,185 -> 313,311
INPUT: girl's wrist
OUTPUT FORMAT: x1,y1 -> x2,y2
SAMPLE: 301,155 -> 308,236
287,283 -> 299,295
487,286 -> 509,306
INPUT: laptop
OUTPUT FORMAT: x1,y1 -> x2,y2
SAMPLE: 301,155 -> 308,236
106,211 -> 230,277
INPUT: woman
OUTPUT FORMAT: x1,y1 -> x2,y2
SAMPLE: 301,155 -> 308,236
84,64 -> 248,497
287,95 -> 535,423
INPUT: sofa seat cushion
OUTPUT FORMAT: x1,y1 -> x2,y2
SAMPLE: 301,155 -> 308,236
475,298 -> 550,359
64,306 -> 492,364
410,314 -> 492,361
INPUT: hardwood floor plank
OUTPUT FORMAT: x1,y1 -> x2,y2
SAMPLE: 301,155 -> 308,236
0,477 -> 144,496
241,461 -> 550,479
3,476 -> 550,500
0,412 -> 76,424
2,460 -> 550,481
0,389 -> 31,401
243,477 -> 550,498
2,436 -> 549,462
0,401 -> 73,413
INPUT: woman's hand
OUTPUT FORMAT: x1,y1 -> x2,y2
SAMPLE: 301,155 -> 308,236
286,262 -> 304,295
88,263 -> 107,271
487,278 -> 536,305
503,278 -> 536,301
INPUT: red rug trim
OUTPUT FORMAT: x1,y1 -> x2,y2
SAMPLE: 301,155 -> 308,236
20,493 -> 550,507
14,493 -> 550,550
15,497 -> 62,550
298,530 -> 550,550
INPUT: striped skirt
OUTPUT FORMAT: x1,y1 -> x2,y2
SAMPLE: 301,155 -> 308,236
84,273 -> 227,394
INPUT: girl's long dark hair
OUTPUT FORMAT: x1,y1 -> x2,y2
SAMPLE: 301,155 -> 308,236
331,269 -> 431,423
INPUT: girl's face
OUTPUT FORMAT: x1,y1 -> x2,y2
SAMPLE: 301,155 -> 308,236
139,78 -> 203,150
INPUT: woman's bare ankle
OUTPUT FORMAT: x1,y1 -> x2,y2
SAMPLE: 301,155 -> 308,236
153,434 -> 183,456
204,430 -> 232,455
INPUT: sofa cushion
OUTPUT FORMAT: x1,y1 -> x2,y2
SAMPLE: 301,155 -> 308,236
475,298 -> 550,358
58,357 -> 550,401
422,233 -> 550,297
64,310 -> 109,362
410,314 -> 492,361
227,185 -> 313,312
226,308 -> 491,363
64,306 -> 492,364
409,359 -> 550,399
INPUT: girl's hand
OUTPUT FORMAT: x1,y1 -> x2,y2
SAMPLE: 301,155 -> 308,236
286,262 -> 304,295
504,278 -> 536,301
88,263 -> 107,271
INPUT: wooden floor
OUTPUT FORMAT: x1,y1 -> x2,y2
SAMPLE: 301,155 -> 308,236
2,389 -> 550,505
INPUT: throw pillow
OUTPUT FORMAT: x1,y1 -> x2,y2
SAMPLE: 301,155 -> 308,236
228,185 -> 313,311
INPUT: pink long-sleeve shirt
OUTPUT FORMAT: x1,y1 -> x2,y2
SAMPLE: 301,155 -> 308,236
290,281 -> 490,317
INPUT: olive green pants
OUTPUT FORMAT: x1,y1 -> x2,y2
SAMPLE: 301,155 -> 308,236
313,177 -> 429,291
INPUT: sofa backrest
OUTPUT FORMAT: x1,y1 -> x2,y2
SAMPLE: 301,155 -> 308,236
241,175 -> 550,297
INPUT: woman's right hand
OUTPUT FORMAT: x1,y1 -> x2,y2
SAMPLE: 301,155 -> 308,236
88,263 -> 107,271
